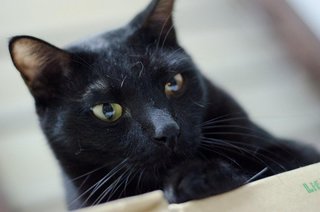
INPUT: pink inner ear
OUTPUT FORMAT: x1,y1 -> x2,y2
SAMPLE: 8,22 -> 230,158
10,37 -> 70,86
150,0 -> 174,23
11,38 -> 45,83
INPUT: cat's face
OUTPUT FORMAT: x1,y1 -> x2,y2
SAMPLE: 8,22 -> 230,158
47,41 -> 206,170
9,0 -> 208,173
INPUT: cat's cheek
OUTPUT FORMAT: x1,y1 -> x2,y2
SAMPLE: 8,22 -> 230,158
177,124 -> 202,151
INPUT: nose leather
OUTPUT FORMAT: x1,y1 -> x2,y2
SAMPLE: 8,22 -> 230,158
147,108 -> 180,149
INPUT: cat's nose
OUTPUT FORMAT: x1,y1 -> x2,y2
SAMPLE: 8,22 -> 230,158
146,107 -> 180,150
154,122 -> 180,150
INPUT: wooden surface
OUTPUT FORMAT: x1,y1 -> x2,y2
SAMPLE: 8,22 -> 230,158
0,0 -> 320,211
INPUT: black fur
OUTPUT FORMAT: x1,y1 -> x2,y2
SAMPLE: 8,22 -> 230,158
8,0 -> 320,210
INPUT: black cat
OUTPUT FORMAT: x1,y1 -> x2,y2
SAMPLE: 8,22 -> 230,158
8,0 -> 320,210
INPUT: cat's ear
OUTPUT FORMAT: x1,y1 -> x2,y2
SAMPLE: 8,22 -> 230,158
131,0 -> 177,46
9,36 -> 71,102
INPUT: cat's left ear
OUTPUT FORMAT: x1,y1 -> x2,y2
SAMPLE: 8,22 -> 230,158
9,36 -> 71,102
130,0 -> 177,46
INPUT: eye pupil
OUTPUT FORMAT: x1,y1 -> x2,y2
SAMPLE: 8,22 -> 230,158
165,73 -> 184,97
91,103 -> 122,122
103,104 -> 115,119
168,82 -> 179,91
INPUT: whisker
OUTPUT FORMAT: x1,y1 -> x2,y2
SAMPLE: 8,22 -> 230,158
106,169 -> 131,202
83,161 -> 127,206
201,124 -> 265,134
201,137 -> 246,154
118,167 -> 138,198
70,158 -> 128,208
137,61 -> 144,78
78,175 -> 91,192
199,112 -> 247,127
245,167 -> 268,184
120,75 -> 127,88
156,13 -> 172,51
201,137 -> 287,172
161,23 -> 174,48
202,130 -> 294,154
203,131 -> 271,142
200,116 -> 249,127
200,141 -> 277,173
69,179 -> 100,208
199,144 -> 241,167
92,174 -> 123,206
136,168 -> 145,193
93,168 -> 130,205
201,115 -> 294,155
69,164 -> 108,182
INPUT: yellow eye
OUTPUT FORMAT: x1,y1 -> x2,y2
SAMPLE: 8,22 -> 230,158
165,73 -> 184,97
91,103 -> 122,122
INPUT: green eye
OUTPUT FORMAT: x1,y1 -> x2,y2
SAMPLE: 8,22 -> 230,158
91,103 -> 123,122
165,73 -> 184,97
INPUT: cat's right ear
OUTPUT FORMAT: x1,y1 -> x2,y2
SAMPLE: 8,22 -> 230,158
130,0 -> 177,46
9,36 -> 71,102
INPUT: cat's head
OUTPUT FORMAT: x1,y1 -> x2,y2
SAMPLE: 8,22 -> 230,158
9,0 -> 208,172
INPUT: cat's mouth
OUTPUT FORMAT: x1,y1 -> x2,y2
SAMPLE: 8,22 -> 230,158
126,153 -> 184,180
130,140 -> 196,172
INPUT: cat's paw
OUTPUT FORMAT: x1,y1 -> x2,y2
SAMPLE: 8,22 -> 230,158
163,160 -> 248,203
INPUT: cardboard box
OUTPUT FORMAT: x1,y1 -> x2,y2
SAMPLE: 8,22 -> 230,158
75,162 -> 320,212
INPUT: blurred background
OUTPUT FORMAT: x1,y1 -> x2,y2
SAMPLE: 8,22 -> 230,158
1,0 -> 320,211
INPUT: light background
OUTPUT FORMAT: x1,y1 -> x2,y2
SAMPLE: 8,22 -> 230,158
0,0 -> 320,211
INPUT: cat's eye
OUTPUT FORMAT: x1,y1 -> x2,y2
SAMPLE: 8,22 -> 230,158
91,103 -> 123,122
165,73 -> 184,97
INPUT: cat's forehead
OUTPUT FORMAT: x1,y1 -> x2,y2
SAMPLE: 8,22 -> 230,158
69,27 -> 189,77
97,45 -> 189,75
79,46 -> 191,101
86,50 -> 162,93
69,32 -> 193,99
